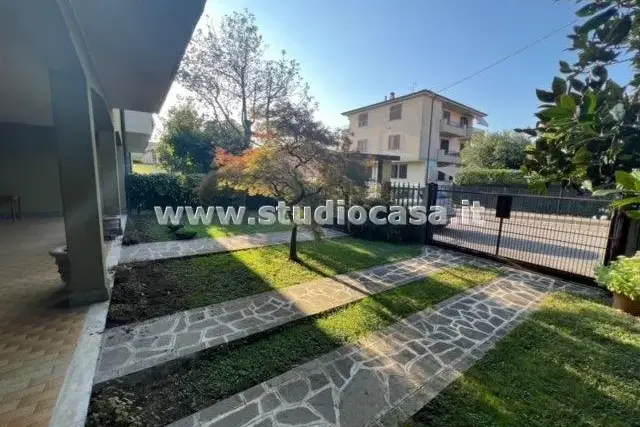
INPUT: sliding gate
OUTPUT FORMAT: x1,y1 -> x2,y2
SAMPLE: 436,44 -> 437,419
428,186 -> 621,282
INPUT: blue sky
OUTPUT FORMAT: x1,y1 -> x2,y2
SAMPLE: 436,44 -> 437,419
162,0 -> 630,131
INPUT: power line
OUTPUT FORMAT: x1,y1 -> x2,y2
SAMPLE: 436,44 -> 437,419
435,19 -> 579,94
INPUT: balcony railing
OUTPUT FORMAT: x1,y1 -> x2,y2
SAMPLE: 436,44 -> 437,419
438,149 -> 462,164
440,119 -> 472,138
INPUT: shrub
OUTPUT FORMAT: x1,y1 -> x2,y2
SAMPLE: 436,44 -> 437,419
596,254 -> 640,300
455,168 -> 527,186
346,199 -> 424,243
174,228 -> 198,240
126,173 -> 204,210
167,223 -> 184,232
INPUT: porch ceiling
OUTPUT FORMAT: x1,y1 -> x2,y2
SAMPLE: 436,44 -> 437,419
70,0 -> 206,113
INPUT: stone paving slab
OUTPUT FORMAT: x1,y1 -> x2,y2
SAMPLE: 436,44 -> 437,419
119,229 -> 346,264
167,267 -> 604,427
95,247 -> 496,384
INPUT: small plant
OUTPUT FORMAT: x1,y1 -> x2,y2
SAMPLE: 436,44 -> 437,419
174,227 -> 197,240
596,253 -> 640,300
593,170 -> 640,219
167,223 -> 184,232
86,389 -> 143,427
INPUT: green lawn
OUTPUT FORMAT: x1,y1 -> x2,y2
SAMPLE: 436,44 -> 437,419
406,292 -> 640,427
123,211 -> 292,244
132,163 -> 165,174
108,237 -> 424,325
90,265 -> 501,427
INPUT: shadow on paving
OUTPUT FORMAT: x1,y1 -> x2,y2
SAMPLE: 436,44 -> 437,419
406,292 -> 640,427
89,261 -> 495,427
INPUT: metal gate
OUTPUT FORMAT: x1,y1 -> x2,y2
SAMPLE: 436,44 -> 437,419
426,185 -> 622,282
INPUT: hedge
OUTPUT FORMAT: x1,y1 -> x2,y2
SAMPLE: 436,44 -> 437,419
454,168 -> 527,186
125,172 -> 277,210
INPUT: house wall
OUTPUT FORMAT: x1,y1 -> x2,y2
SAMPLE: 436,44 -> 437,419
348,95 -> 424,161
390,161 -> 426,185
0,123 -> 62,215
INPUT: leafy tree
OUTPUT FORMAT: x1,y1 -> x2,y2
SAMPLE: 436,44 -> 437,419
461,131 -> 531,170
178,9 -> 309,149
156,102 -> 213,174
216,101 -> 366,260
518,0 -> 640,191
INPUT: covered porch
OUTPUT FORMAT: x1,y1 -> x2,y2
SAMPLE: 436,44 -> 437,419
0,0 -> 205,425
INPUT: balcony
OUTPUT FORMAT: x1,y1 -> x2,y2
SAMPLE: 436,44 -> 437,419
440,119 -> 472,139
438,149 -> 462,164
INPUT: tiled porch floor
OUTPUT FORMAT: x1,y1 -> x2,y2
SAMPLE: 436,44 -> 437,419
0,218 -> 86,427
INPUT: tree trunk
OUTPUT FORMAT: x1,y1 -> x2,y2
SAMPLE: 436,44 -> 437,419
289,223 -> 298,261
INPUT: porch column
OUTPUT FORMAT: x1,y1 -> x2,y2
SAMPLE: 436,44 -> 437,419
50,70 -> 109,305
116,135 -> 127,212
97,130 -> 121,217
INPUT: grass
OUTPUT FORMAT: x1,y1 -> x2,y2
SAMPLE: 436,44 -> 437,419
406,292 -> 640,427
108,237 -> 424,326
132,163 -> 164,174
90,265 -> 501,427
122,211 -> 292,244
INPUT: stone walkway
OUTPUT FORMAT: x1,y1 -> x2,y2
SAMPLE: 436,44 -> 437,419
119,229 -> 346,264
95,247 -> 495,384
167,268 -> 602,427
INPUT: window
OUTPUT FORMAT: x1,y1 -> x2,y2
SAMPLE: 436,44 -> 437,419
399,164 -> 408,179
391,163 -> 408,179
389,104 -> 402,121
356,139 -> 368,152
388,134 -> 400,150
442,110 -> 451,124
440,139 -> 450,153
358,113 -> 368,127
438,171 -> 446,181
460,117 -> 469,128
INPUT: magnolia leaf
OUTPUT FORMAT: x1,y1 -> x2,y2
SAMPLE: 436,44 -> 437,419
610,103 -> 626,121
579,8 -> 617,34
570,78 -> 586,92
536,89 -> 557,103
559,60 -> 573,73
559,94 -> 577,112
615,170 -> 639,191
607,15 -> 632,45
576,2 -> 608,17
539,105 -> 573,120
592,188 -> 621,196
515,128 -> 537,137
612,196 -> 640,209
552,77 -> 567,96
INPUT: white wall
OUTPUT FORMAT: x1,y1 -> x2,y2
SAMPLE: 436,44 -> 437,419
390,161 -> 426,185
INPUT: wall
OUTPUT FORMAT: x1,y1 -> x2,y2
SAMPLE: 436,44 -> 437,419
0,123 -> 62,215
349,95 -> 425,161
390,161 -> 426,185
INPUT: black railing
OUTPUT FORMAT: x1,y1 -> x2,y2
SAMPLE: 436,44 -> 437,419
428,185 -> 613,279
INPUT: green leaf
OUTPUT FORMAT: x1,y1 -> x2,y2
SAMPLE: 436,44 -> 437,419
592,188 -> 621,196
607,15 -> 632,45
570,78 -> 586,92
552,77 -> 567,96
626,210 -> 640,219
576,2 -> 608,17
592,65 -> 608,81
538,105 -> 572,120
615,170 -> 639,190
579,8 -> 617,34
559,60 -> 572,73
559,94 -> 577,112
515,128 -> 537,137
610,103 -> 626,121
612,196 -> 640,209
536,89 -> 556,103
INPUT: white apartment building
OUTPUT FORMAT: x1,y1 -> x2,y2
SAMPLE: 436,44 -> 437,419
343,90 -> 487,185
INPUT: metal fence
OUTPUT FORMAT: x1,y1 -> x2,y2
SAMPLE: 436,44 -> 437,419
428,186 -> 614,279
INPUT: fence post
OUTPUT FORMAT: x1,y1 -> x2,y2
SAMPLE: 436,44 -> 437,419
424,182 -> 438,245
604,210 -> 631,265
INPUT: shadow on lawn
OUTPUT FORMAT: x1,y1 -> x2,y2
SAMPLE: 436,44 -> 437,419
408,293 -> 640,427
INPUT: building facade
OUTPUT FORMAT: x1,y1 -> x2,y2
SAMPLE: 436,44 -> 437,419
343,90 -> 487,185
